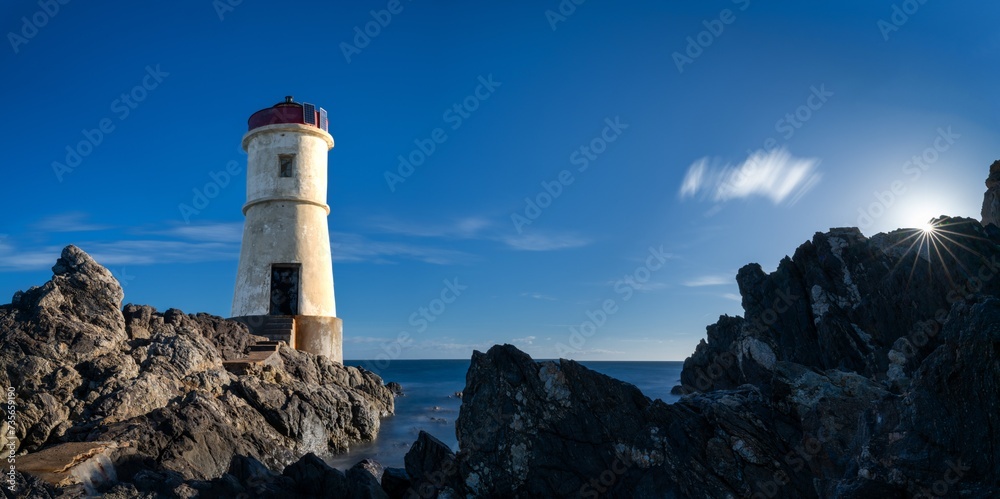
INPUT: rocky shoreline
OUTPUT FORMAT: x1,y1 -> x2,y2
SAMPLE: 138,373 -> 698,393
3,164 -> 1000,497
1,246 -> 394,497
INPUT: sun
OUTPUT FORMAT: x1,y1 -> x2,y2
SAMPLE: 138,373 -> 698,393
921,221 -> 937,234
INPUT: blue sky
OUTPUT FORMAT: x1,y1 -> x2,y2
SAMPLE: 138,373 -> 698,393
1,1 -> 997,360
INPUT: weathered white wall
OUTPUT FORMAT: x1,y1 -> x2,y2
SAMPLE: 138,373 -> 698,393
231,123 -> 337,319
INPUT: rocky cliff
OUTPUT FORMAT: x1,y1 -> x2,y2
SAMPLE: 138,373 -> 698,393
390,203 -> 1000,492
0,246 -> 393,497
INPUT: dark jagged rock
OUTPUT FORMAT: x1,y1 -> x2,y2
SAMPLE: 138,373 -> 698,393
400,215 -> 1000,495
281,452 -> 349,497
199,454 -> 390,498
678,218 -> 1000,394
0,245 -> 394,494
386,381 -> 404,397
381,467 -> 411,498
983,159 -> 1000,227
2,471 -> 57,499
347,459 -> 389,499
403,431 -> 459,497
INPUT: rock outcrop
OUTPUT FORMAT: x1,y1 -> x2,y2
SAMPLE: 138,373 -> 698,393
396,216 -> 1000,497
983,159 -> 1000,227
0,245 -> 393,497
676,218 -> 1000,394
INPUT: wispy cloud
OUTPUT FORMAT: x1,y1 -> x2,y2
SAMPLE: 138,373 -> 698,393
521,292 -> 557,301
512,336 -> 536,345
0,239 -> 239,271
500,231 -> 591,251
603,280 -> 668,293
0,220 -> 243,272
0,243 -> 66,271
589,348 -> 625,355
36,212 -> 111,233
722,293 -> 742,301
370,216 -> 491,239
561,348 -> 626,356
372,216 -> 592,252
344,336 -> 399,345
633,281 -> 668,292
683,275 -> 733,287
414,339 -> 495,352
679,148 -> 822,205
156,222 -> 243,243
331,232 -> 474,265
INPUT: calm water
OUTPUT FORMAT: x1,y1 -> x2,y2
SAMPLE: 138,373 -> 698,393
326,359 -> 683,470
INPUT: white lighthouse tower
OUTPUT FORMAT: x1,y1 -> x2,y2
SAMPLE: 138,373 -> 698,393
231,96 -> 342,363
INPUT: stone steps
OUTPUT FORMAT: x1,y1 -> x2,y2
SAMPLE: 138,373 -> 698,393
223,340 -> 283,374
256,316 -> 293,344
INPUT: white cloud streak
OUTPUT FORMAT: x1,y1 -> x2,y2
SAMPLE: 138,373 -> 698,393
36,212 -> 111,233
521,292 -> 557,301
372,216 -> 592,252
0,220 -> 244,272
331,232 -> 473,265
679,148 -> 822,205
683,275 -> 733,287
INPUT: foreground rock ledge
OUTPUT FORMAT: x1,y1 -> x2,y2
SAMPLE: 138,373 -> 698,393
0,245 -> 393,497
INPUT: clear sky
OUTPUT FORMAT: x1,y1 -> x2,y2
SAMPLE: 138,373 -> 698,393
1,1 -> 997,360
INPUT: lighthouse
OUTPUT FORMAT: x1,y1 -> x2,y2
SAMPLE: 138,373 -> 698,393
231,96 -> 342,363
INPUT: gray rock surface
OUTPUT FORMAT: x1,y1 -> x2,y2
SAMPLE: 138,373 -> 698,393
0,245 -> 394,495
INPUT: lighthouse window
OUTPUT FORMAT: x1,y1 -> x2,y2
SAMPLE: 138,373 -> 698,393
279,155 -> 295,177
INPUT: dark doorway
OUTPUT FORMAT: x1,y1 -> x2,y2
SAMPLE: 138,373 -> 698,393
269,264 -> 300,315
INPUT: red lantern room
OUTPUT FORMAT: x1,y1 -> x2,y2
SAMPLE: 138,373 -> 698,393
247,96 -> 328,132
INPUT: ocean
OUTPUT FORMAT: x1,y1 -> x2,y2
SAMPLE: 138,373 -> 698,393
327,359 -> 684,470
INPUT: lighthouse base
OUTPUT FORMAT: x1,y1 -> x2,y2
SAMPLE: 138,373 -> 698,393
295,315 -> 343,364
231,315 -> 343,364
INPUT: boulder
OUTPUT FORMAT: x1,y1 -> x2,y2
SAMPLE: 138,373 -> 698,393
403,431 -> 459,497
381,467 -> 411,498
347,459 -> 389,499
282,452 -> 349,497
